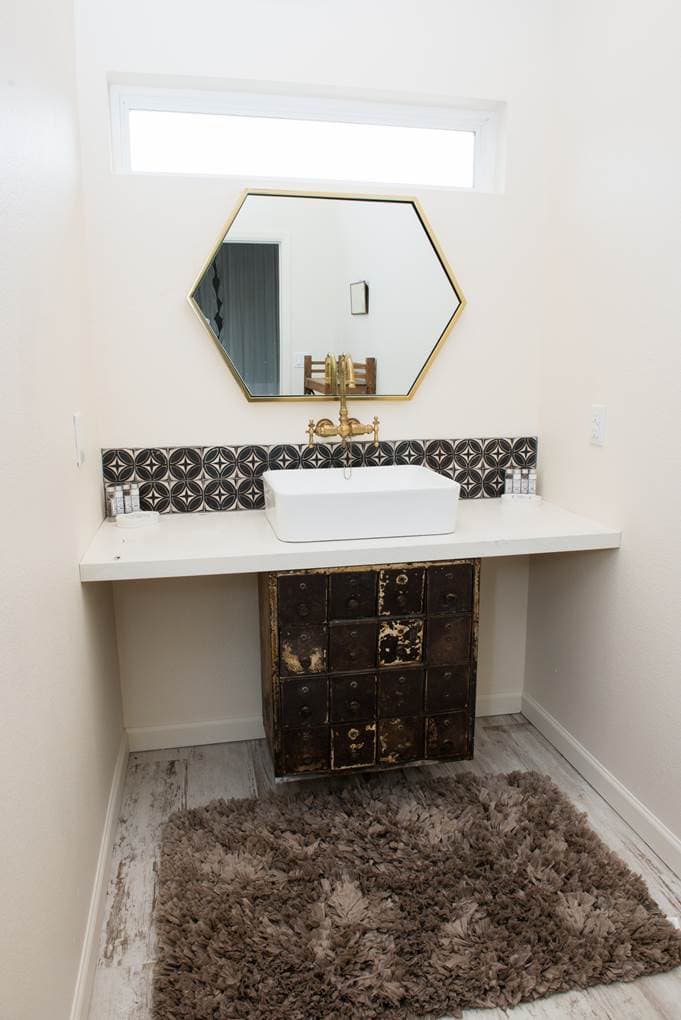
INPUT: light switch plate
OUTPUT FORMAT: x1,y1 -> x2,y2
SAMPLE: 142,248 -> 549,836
591,404 -> 607,446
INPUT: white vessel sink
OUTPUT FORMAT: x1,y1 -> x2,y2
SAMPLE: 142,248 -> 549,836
262,465 -> 460,542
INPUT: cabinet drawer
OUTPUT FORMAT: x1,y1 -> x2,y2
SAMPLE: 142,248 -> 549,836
425,665 -> 470,714
279,624 -> 327,676
426,712 -> 469,759
427,564 -> 473,615
377,716 -> 424,765
329,571 -> 376,619
378,618 -> 424,666
328,620 -> 377,672
283,726 -> 330,773
427,616 -> 471,666
278,574 -> 327,625
281,676 -> 328,728
377,568 -> 425,616
330,673 -> 376,723
377,668 -> 424,718
332,723 -> 376,769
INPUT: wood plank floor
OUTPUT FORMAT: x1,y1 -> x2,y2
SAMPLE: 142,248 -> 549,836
88,715 -> 681,1019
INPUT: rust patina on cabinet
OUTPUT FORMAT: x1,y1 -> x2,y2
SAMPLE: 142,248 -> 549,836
259,559 -> 480,779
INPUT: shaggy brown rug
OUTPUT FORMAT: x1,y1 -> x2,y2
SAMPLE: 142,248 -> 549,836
153,771 -> 681,1019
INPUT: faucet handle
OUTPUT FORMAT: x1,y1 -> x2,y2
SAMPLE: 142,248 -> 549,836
306,419 -> 316,448
372,416 -> 380,447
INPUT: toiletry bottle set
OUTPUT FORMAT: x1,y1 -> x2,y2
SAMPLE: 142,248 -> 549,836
504,468 -> 538,497
105,483 -> 141,518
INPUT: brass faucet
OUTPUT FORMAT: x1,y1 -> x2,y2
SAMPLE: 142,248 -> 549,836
306,353 -> 379,448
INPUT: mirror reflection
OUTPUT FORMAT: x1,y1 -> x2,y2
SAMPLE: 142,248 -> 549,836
190,192 -> 464,399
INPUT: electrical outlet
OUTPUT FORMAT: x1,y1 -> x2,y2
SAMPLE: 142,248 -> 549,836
293,352 -> 305,369
590,404 -> 607,446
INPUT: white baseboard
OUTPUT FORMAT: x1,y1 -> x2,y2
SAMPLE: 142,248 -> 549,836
522,692 -> 681,878
476,691 -> 522,716
127,715 -> 266,752
70,731 -> 129,1020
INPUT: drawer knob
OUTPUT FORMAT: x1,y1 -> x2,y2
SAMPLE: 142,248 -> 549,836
396,573 -> 408,586
300,655 -> 311,669
347,596 -> 360,610
297,603 -> 310,617
299,581 -> 307,590
443,672 -> 453,680
350,680 -> 358,690
299,705 -> 312,718
301,685 -> 310,694
302,753 -> 312,764
348,728 -> 360,740
348,650 -> 358,660
349,700 -> 360,712
396,593 -> 407,608
398,674 -> 407,685
445,593 -> 458,606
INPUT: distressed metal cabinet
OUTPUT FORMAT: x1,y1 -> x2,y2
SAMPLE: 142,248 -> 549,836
259,559 -> 480,779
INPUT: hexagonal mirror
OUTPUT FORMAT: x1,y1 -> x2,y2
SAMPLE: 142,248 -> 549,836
189,191 -> 465,400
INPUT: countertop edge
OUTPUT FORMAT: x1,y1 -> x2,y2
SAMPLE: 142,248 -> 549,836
79,510 -> 622,583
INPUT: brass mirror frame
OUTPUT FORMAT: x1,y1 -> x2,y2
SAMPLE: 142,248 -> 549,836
187,189 -> 466,402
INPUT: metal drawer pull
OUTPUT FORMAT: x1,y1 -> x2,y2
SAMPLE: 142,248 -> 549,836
349,700 -> 360,711
300,655 -> 311,669
396,573 -> 408,585
347,596 -> 360,610
299,705 -> 312,717
396,593 -> 407,608
350,680 -> 358,689
348,728 -> 360,739
297,603 -> 310,616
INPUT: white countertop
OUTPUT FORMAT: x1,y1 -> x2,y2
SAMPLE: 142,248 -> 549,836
79,499 -> 621,582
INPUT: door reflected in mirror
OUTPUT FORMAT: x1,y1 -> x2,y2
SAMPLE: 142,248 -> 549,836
189,191 -> 465,400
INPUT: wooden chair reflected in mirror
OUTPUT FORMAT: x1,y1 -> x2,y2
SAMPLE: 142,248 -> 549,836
303,356 -> 376,396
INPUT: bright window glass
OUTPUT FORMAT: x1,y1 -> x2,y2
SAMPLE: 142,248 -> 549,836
127,110 -> 476,188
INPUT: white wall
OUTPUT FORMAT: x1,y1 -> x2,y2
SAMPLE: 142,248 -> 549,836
525,0 -> 681,847
0,1 -> 123,1017
73,0 -> 553,742
74,0 -> 551,445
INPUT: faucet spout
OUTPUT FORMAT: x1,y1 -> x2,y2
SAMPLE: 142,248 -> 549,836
305,354 -> 379,448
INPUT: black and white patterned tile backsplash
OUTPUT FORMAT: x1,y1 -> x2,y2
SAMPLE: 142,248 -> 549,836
102,437 -> 537,514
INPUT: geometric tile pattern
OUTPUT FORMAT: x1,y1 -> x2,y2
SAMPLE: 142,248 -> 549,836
102,437 -> 538,514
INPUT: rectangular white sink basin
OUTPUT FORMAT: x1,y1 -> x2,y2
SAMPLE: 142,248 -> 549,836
262,465 -> 460,542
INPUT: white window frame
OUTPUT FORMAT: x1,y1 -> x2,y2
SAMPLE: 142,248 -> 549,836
109,84 -> 502,192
